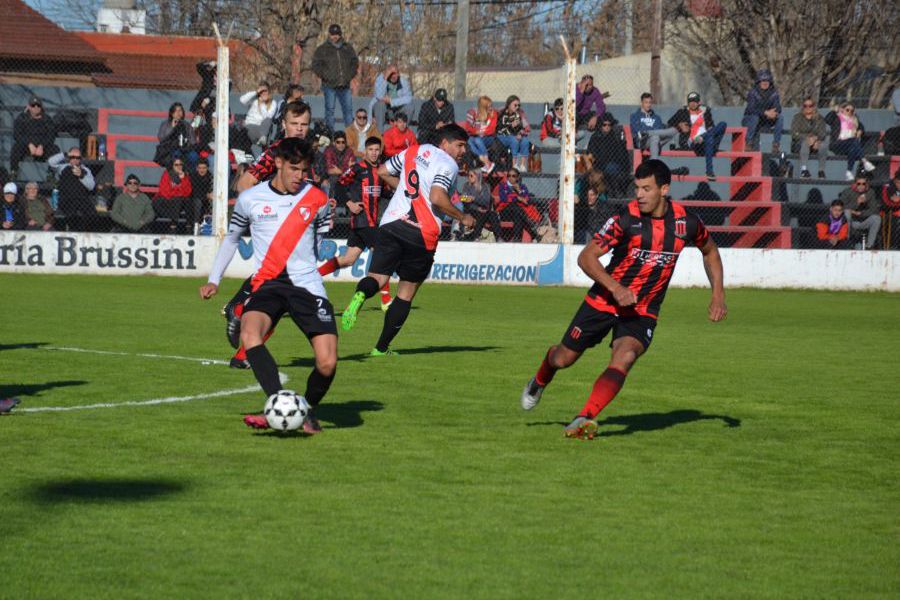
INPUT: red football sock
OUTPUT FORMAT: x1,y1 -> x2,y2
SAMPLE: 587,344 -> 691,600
578,367 -> 627,419
380,282 -> 391,301
233,328 -> 275,361
534,348 -> 557,387
318,257 -> 340,276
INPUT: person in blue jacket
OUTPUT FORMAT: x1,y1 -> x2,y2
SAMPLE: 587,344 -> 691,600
742,69 -> 783,152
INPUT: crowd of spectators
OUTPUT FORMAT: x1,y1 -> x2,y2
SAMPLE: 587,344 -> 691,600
2,21 -> 898,248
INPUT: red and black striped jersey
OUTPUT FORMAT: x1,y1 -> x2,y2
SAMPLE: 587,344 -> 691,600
337,159 -> 382,229
246,137 -> 322,185
585,199 -> 709,319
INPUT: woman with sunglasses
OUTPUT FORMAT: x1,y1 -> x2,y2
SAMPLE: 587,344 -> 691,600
153,158 -> 193,234
240,81 -> 277,146
496,95 -> 532,172
825,102 -> 876,180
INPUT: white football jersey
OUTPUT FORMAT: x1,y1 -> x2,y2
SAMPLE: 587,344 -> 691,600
380,144 -> 459,249
208,180 -> 330,298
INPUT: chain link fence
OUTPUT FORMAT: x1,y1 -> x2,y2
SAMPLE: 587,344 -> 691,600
2,9 -> 898,249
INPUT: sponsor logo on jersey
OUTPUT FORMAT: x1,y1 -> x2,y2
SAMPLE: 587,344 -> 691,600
317,307 -> 333,322
263,205 -> 272,214
362,185 -> 381,197
629,247 -> 677,266
674,218 -> 687,238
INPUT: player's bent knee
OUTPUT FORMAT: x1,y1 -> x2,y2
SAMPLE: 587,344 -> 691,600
315,356 -> 337,376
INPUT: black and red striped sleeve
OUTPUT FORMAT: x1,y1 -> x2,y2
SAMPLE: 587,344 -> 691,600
591,213 -> 627,253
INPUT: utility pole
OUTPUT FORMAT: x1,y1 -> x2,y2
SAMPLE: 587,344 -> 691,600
623,0 -> 633,56
453,0 -> 470,101
650,0 -> 662,100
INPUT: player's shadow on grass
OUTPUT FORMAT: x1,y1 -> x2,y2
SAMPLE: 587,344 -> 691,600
289,345 -> 502,365
0,380 -> 86,399
0,342 -> 48,352
529,409 -> 741,436
28,478 -> 187,504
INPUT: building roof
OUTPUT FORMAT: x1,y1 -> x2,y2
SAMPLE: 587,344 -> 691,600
0,0 -> 106,64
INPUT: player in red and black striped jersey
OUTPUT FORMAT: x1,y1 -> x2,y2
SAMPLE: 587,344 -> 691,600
317,136 -> 393,310
222,101 -> 313,369
521,159 -> 727,439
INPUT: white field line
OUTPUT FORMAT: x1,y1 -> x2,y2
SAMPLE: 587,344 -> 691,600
17,346 -> 288,413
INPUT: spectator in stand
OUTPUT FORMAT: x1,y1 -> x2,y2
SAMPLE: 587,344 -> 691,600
155,102 -> 193,167
791,97 -> 831,179
382,112 -> 417,158
495,168 -> 539,242
574,184 -> 609,244
2,183 -> 25,230
880,168 -> 900,249
268,84 -> 305,142
839,176 -> 880,249
10,96 -> 58,174
587,113 -> 631,197
457,169 -> 500,241
310,135 -> 329,192
190,159 -> 213,223
495,95 -> 532,172
893,87 -> 900,125
816,199 -> 850,249
825,102 -> 876,181
368,64 -> 413,126
312,24 -> 359,133
190,60 -> 217,126
22,181 -> 53,231
417,88 -> 455,146
240,81 -> 278,146
540,98 -> 588,149
575,75 -> 605,134
153,158 -> 193,234
49,147 -> 95,231
464,96 -> 499,173
630,92 -> 678,158
110,174 -> 154,233
668,92 -> 728,181
345,108 -> 382,158
742,69 -> 783,152
324,131 -> 356,182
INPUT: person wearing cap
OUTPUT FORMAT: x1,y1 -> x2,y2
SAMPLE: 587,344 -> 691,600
382,112 -> 418,158
587,113 -> 631,197
2,183 -> 26,231
23,181 -> 54,231
324,131 -> 356,178
742,69 -> 784,152
311,24 -> 359,133
367,64 -> 413,126
11,96 -> 58,173
111,175 -> 155,233
49,146 -> 97,231
667,92 -> 728,181
418,88 -> 456,146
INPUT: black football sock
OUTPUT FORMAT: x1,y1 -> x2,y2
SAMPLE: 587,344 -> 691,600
375,298 -> 411,352
356,276 -> 381,299
245,345 -> 281,398
304,367 -> 336,407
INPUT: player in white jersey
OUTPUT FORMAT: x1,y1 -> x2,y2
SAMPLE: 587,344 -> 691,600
341,124 -> 475,355
199,137 -> 336,433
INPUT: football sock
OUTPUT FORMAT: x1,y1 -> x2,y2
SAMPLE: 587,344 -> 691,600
380,282 -> 391,300
375,298 -> 411,353
233,302 -> 244,318
233,329 -> 274,361
535,348 -> 558,387
304,367 -> 336,407
356,276 -> 381,299
318,257 -> 340,276
245,344 -> 282,397
578,367 -> 627,419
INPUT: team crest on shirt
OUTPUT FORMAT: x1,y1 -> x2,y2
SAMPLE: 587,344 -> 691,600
299,206 -> 311,221
570,326 -> 582,340
674,218 -> 687,238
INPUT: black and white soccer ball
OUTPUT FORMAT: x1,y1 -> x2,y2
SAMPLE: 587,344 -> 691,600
264,390 -> 309,432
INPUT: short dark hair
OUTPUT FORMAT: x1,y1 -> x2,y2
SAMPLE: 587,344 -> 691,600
634,159 -> 671,187
274,136 -> 315,165
831,199 -> 844,208
364,136 -> 382,147
394,112 -> 408,123
196,157 -> 209,167
640,92 -> 653,101
283,101 -> 311,119
332,131 -> 347,141
435,123 -> 469,145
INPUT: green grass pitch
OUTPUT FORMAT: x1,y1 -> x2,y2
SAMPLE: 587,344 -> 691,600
1,273 -> 897,599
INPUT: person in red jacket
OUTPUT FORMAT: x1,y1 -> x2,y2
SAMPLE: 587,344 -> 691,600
381,112 -> 417,158
463,95 -> 498,173
816,199 -> 850,249
881,167 -> 900,249
153,158 -> 193,233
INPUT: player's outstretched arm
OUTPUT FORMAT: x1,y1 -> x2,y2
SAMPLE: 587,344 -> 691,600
376,164 -> 400,190
577,239 -> 635,306
429,185 -> 474,229
699,238 -> 727,321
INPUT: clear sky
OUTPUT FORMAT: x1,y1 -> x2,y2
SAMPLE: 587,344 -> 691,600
25,0 -> 102,31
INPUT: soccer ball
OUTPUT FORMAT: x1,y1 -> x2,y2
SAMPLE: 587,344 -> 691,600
264,390 -> 309,432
